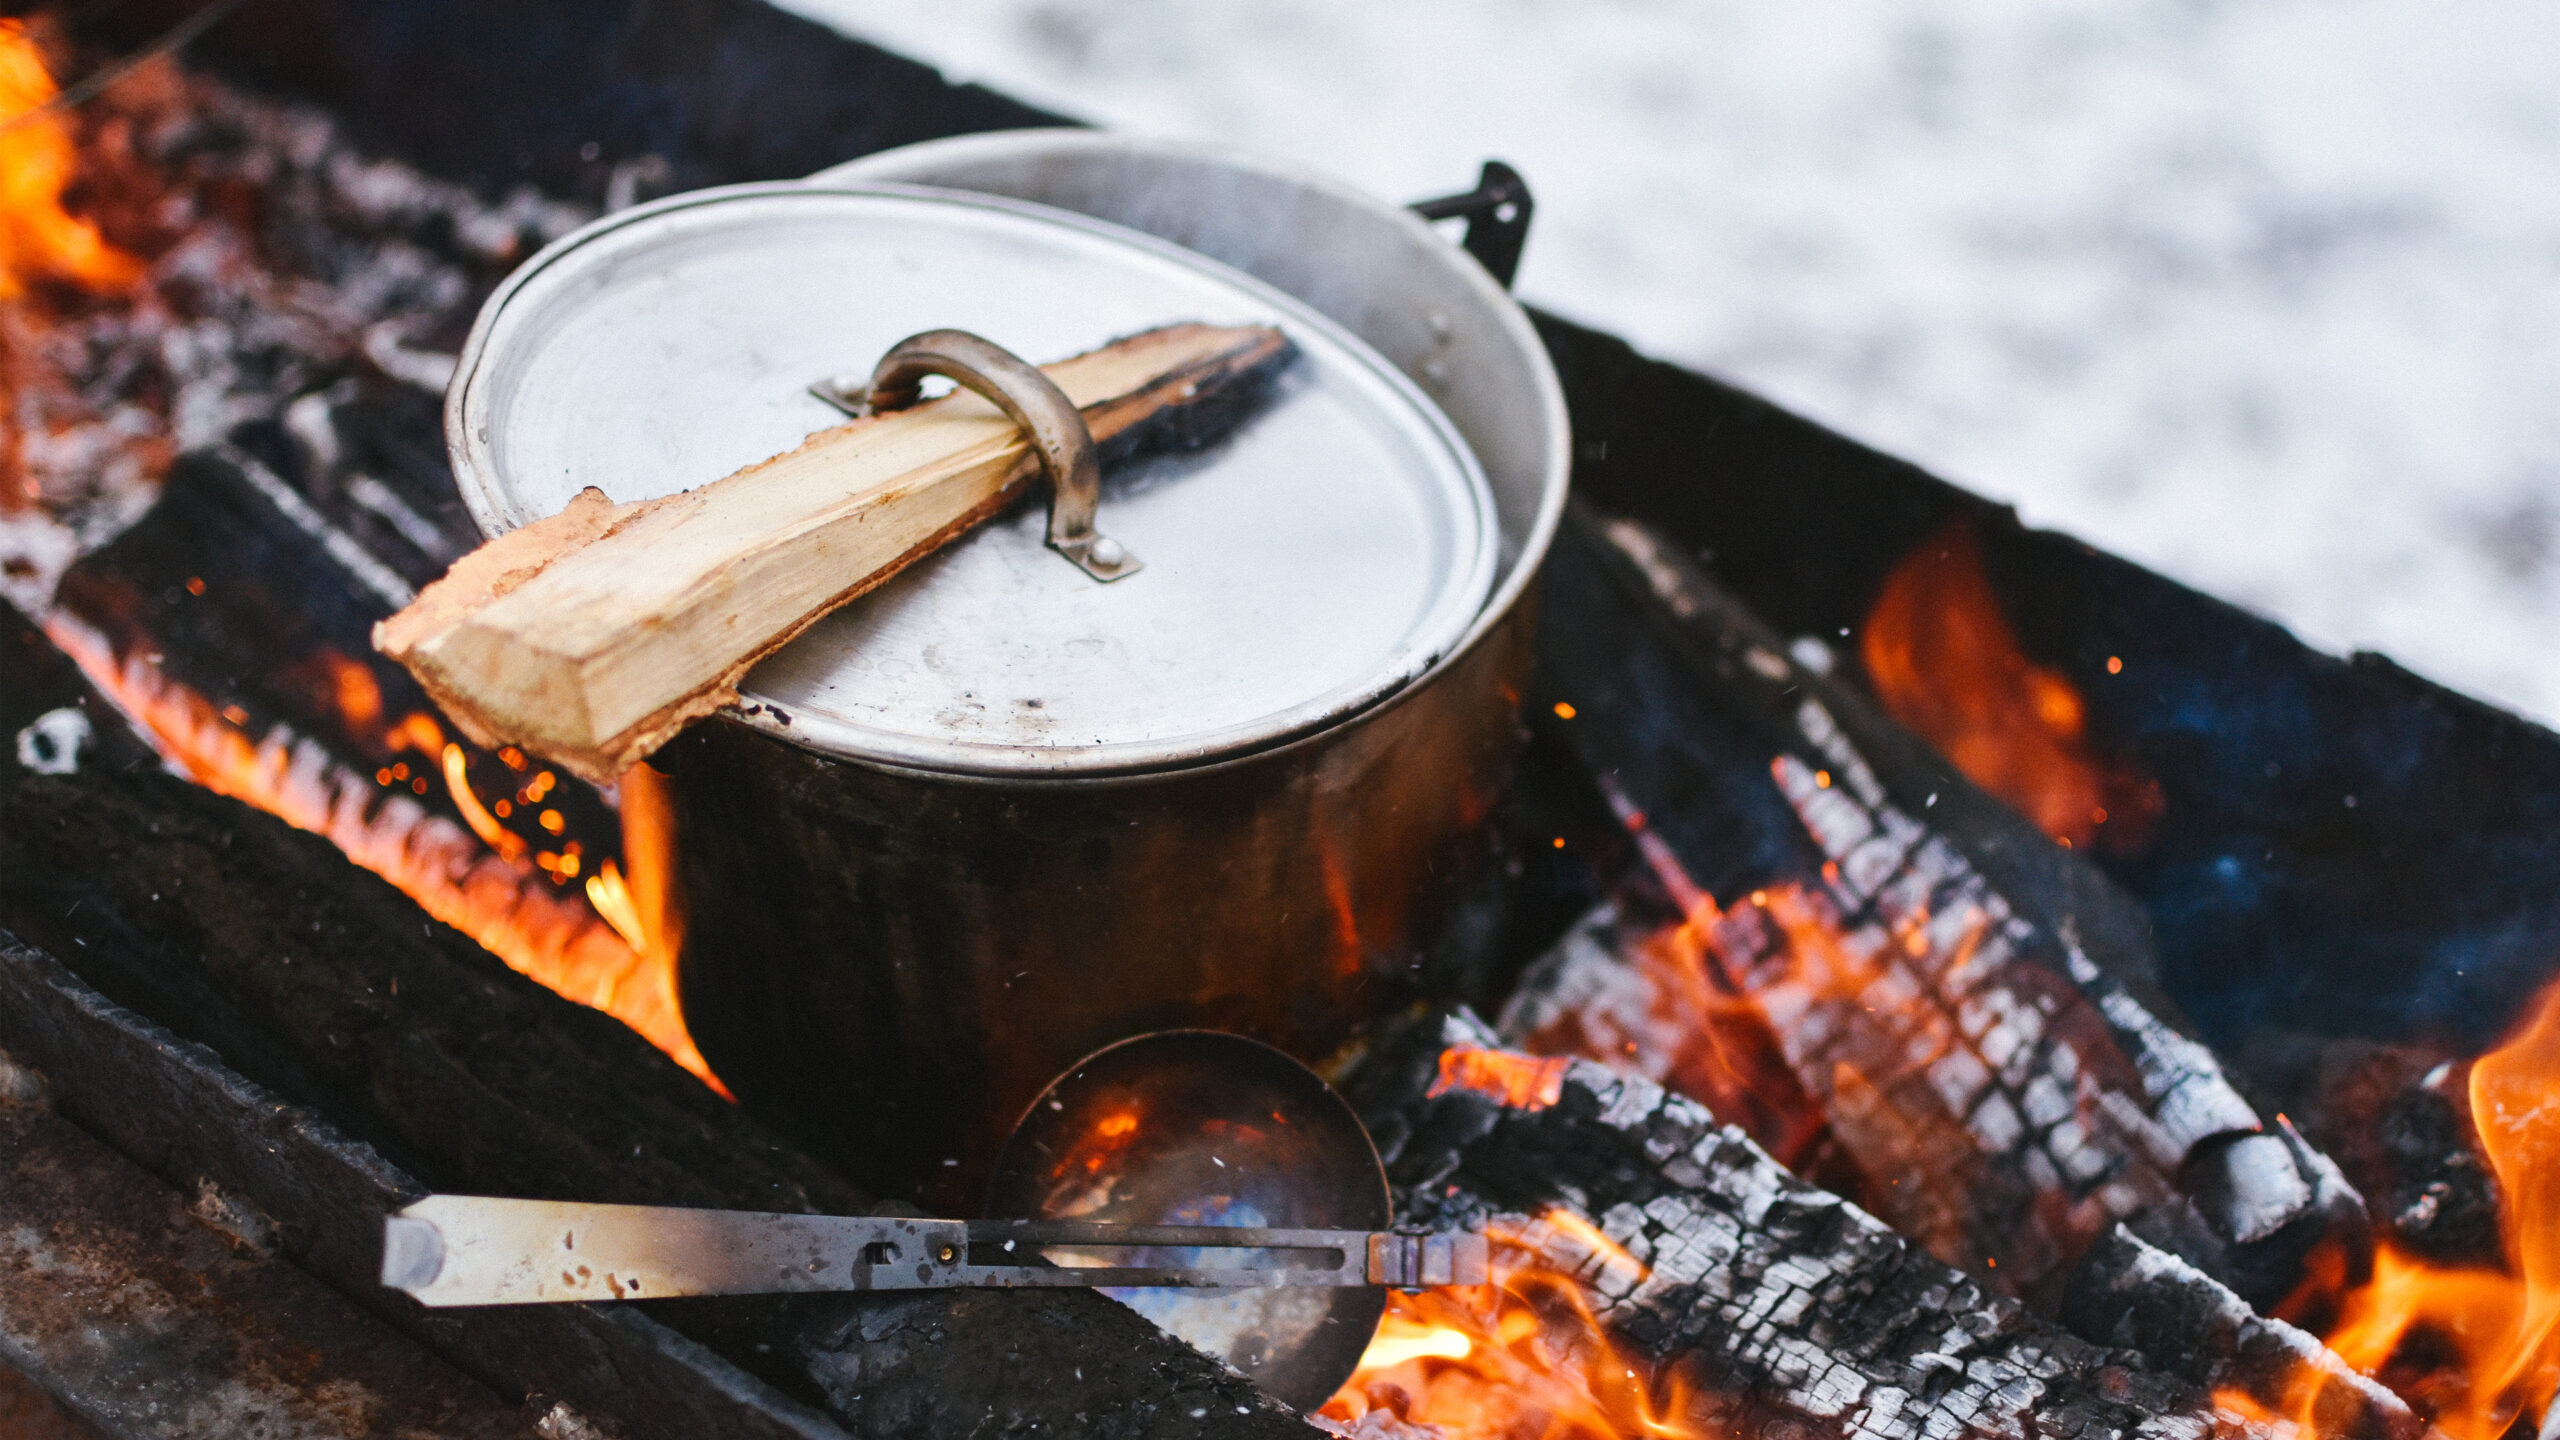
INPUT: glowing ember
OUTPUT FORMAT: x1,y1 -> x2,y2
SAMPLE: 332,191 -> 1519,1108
1322,1208 -> 1702,1439
0,19 -> 142,301
1861,521 -> 2157,851
2277,976 -> 2560,1439
1429,1047 -> 1569,1112
41,609 -> 725,1093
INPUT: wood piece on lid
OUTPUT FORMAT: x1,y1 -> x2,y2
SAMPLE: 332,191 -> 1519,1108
376,322 -> 1290,785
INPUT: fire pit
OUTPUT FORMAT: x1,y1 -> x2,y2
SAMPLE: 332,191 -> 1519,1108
3,3 -> 2557,1438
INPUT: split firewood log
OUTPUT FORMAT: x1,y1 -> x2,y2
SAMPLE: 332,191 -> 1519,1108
375,323 -> 1292,784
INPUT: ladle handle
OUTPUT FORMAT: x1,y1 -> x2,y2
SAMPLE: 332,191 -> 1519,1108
864,329 -> 1139,583
380,1195 -> 1486,1305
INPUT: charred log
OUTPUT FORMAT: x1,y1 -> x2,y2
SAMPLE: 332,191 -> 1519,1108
2062,1227 -> 2420,1440
0,934 -> 832,1440
1508,506 -> 2365,1312
1346,1010 -> 2262,1440
0,761 -> 1299,1438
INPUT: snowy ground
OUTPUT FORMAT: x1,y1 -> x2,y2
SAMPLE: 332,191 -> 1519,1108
786,0 -> 2560,726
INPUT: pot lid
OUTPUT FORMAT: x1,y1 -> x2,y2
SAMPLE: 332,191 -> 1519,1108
450,183 -> 1498,777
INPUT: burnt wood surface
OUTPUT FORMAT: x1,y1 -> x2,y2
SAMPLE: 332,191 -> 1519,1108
0,1054 -> 534,1440
1,598 -> 157,800
2062,1227 -> 2419,1440
0,763 -> 1301,1438
0,932 -> 850,1440
1347,1011 -> 2268,1440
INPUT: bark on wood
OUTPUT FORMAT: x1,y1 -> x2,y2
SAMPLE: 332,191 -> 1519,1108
1346,1010 -> 2265,1440
1507,509 -> 2365,1313
0,764 -> 1303,1438
376,323 -> 1294,784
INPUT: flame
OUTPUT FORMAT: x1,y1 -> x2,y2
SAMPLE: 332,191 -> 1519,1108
2270,976 -> 2560,1440
1322,1209 -> 1705,1439
1861,521 -> 2157,851
40,611 -> 726,1094
0,20 -> 142,299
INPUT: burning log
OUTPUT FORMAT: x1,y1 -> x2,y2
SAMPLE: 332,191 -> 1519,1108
377,322 -> 1294,784
1507,508 -> 2365,1313
1336,1010 -> 2269,1440
2062,1227 -> 2421,1440
35,447 -> 715,1083
0,761 -> 1297,1437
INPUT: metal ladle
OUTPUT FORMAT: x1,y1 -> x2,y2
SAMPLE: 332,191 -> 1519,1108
380,1031 -> 1474,1412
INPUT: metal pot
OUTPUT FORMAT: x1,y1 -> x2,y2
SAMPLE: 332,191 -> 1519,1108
449,141 -> 1569,1209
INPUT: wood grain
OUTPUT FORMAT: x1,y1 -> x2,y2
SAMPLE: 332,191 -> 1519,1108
377,323 -> 1291,783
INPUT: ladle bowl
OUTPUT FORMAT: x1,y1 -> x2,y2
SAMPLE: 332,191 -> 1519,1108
986,1030 -> 1391,1412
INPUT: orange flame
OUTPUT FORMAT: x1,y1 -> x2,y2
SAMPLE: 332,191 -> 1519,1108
1322,1209 -> 1705,1439
1861,521 -> 2157,851
42,612 -> 726,1094
2279,977 -> 2560,1440
0,20 -> 142,299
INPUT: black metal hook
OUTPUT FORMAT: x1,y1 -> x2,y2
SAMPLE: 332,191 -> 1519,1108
1410,160 -> 1534,290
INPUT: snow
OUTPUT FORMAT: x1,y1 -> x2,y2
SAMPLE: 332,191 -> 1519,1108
782,0 -> 2560,725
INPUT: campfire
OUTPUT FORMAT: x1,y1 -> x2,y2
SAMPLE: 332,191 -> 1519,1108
3,7 -> 2558,1440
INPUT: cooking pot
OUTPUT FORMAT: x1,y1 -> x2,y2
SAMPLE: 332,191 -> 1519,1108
447,138 -> 1569,1208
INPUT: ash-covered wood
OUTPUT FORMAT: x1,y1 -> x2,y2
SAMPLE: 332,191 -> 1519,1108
1346,1010 -> 2261,1440
0,1045 -> 533,1440
1507,509 -> 2366,1313
0,762 -> 1301,1438
84,0 -> 1067,203
2062,1227 -> 2420,1440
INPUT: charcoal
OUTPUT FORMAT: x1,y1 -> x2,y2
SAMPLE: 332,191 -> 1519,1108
1344,1010 -> 2258,1440
0,763 -> 1300,1438
2062,1227 -> 2420,1440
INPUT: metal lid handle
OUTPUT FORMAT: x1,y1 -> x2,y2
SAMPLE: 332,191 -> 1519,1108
861,329 -> 1139,583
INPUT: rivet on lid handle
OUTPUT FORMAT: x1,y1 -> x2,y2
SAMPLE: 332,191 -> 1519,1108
815,329 -> 1140,583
